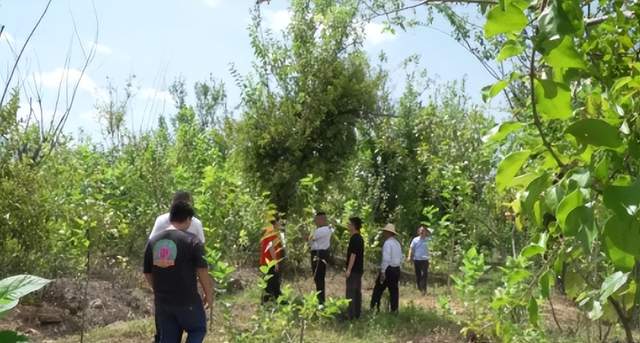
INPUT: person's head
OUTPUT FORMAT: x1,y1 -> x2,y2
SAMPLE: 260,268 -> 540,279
418,226 -> 426,237
381,223 -> 397,240
348,217 -> 362,234
169,201 -> 194,231
172,191 -> 193,206
270,216 -> 282,230
314,211 -> 327,227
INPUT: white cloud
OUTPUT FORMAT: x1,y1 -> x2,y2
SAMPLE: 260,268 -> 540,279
17,102 -> 55,123
34,68 -> 107,101
364,22 -> 396,45
139,87 -> 175,107
86,41 -> 113,55
202,0 -> 222,8
265,9 -> 292,32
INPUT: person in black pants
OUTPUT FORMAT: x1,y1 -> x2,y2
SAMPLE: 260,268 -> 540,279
309,212 -> 333,305
345,217 -> 364,319
407,226 -> 432,295
370,224 -> 403,313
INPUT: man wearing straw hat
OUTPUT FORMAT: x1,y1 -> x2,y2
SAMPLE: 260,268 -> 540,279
370,223 -> 403,313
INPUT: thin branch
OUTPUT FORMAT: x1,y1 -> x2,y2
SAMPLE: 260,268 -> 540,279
529,48 -> 565,168
367,0 -> 498,20
0,0 -> 53,108
585,10 -> 634,26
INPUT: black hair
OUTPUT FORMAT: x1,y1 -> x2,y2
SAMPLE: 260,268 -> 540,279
170,201 -> 195,223
172,191 -> 192,205
270,214 -> 280,225
315,211 -> 326,217
349,217 -> 362,231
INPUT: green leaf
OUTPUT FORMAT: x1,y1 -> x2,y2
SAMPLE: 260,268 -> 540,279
528,297 -> 539,326
604,215 -> 640,257
604,236 -> 635,272
481,80 -> 508,102
0,275 -> 50,314
565,206 -> 596,253
543,36 -> 586,70
521,244 -> 545,258
556,189 -> 584,229
0,331 -> 29,343
566,119 -> 623,148
497,40 -> 524,61
496,150 -> 531,192
588,300 -> 603,320
534,78 -> 572,120
603,182 -> 640,218
482,121 -> 524,143
540,271 -> 554,298
523,173 -> 551,217
600,271 -> 629,303
537,0 -> 583,41
485,3 -> 528,37
564,270 -> 585,298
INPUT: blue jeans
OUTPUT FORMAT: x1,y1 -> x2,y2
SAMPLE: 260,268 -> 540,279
155,302 -> 206,343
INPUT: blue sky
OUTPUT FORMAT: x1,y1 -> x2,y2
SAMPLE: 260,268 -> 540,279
1,0 -> 504,138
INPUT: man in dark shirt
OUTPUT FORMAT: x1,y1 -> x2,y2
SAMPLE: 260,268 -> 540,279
143,201 -> 213,343
345,217 -> 364,319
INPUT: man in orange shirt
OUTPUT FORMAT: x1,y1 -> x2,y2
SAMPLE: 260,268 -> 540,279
260,218 -> 284,303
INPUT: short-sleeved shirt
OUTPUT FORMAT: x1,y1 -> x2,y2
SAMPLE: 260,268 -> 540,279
149,213 -> 205,243
410,236 -> 430,261
346,233 -> 364,274
310,226 -> 333,250
260,227 -> 283,266
143,229 -> 208,307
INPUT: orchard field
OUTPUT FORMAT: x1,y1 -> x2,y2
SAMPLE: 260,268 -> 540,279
2,0 -> 640,342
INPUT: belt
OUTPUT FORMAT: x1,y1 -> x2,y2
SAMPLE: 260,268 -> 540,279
311,249 -> 329,253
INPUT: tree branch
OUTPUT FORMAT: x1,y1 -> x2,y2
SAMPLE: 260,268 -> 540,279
585,10 -> 634,27
367,0 -> 498,20
529,48 -> 565,168
0,0 -> 53,108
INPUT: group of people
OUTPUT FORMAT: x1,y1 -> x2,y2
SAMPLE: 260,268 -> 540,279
143,191 -> 432,343
260,212 -> 433,319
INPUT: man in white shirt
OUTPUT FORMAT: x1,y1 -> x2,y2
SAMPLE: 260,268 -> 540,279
370,223 -> 402,313
149,191 -> 205,243
407,226 -> 431,295
309,211 -> 332,305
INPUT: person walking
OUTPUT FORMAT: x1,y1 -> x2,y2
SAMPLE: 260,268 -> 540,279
260,217 -> 284,303
370,224 -> 402,313
407,225 -> 432,295
143,201 -> 214,343
345,217 -> 364,319
309,211 -> 333,305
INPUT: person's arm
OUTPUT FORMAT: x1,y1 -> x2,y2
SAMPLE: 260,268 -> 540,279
149,216 -> 163,239
346,253 -> 356,277
143,242 -> 153,289
268,241 -> 279,271
194,218 -> 206,244
197,268 -> 214,309
407,239 -> 414,262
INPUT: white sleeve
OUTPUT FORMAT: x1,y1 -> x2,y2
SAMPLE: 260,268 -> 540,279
194,218 -> 205,244
381,241 -> 391,271
149,216 -> 163,239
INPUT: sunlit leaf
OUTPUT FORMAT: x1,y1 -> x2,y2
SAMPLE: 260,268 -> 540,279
534,78 -> 572,120
496,150 -> 531,192
485,3 -> 528,37
566,119 -> 623,148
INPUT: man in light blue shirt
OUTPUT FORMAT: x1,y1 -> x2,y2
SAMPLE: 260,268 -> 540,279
407,226 -> 431,295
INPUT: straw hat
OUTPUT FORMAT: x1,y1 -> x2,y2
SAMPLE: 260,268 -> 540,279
381,223 -> 398,235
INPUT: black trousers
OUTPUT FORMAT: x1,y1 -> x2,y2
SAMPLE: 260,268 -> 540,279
414,260 -> 429,293
370,266 -> 400,312
346,273 -> 362,319
311,249 -> 329,304
262,265 -> 281,303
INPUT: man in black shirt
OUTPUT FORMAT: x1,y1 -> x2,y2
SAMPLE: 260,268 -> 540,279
345,217 -> 364,319
143,201 -> 213,343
